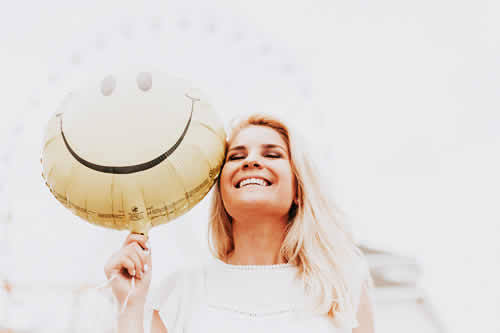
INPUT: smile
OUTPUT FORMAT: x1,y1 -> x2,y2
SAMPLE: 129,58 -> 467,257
57,93 -> 199,175
236,177 -> 271,188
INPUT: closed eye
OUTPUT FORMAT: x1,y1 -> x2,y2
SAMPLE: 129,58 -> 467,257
227,154 -> 245,161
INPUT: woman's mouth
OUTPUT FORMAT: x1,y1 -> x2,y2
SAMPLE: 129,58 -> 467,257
236,177 -> 271,188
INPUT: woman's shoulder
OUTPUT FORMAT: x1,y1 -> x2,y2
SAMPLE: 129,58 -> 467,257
150,262 -> 208,308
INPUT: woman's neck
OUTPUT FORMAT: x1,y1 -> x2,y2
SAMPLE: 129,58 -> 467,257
227,215 -> 288,266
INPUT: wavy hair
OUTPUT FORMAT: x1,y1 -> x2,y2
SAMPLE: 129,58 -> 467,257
208,114 -> 371,326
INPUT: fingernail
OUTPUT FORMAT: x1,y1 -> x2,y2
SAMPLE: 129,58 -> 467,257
144,264 -> 149,273
131,269 -> 136,276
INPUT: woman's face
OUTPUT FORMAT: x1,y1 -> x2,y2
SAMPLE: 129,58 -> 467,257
220,125 -> 296,220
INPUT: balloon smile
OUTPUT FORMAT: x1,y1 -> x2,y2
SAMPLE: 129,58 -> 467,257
57,93 -> 199,174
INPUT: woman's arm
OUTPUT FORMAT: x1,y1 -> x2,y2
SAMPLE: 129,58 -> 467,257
352,284 -> 376,333
115,307 -> 167,333
117,305 -> 145,333
151,310 -> 168,333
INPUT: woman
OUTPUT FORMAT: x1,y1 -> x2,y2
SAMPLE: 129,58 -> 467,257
104,114 -> 376,332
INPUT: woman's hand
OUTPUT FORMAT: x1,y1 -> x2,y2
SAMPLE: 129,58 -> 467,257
104,233 -> 152,309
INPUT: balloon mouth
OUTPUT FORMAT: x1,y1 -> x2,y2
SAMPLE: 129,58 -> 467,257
57,93 -> 199,174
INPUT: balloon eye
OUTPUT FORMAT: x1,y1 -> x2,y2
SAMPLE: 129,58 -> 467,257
101,75 -> 116,96
137,72 -> 152,91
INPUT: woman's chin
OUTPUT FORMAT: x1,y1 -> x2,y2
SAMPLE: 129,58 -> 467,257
229,198 -> 290,219
232,193 -> 275,207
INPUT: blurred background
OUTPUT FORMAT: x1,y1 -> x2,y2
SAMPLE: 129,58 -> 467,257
0,0 -> 499,332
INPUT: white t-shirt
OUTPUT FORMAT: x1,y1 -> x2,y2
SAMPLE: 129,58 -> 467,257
144,258 -> 369,333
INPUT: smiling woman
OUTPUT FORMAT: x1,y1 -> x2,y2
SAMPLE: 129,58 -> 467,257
206,115 -> 375,331
105,114 -> 375,333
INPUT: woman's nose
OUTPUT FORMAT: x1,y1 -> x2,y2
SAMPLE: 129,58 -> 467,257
243,160 -> 261,169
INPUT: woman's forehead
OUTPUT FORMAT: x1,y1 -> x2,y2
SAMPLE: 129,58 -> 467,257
229,125 -> 287,149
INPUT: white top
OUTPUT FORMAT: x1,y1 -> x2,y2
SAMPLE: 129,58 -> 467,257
144,258 -> 368,333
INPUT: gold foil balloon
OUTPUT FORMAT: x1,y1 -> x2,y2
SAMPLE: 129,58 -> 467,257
41,71 -> 226,235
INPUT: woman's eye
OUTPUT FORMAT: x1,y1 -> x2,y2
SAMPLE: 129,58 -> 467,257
265,153 -> 282,158
228,155 -> 244,161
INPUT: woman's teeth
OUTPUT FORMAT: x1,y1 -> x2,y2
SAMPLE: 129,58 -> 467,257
238,178 -> 269,188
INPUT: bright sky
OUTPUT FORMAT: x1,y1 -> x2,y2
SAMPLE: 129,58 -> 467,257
1,1 -> 499,332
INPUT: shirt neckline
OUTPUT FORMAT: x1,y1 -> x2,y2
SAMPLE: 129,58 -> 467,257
213,257 -> 295,272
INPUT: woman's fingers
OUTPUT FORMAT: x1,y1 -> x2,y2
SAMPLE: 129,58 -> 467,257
139,243 -> 151,271
123,232 -> 149,251
144,244 -> 152,267
126,242 -> 150,278
121,256 -> 137,278
105,232 -> 152,281
130,249 -> 147,279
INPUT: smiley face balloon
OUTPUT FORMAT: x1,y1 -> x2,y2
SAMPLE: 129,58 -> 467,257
41,71 -> 226,235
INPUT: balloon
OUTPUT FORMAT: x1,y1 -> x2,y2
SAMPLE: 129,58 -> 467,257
41,70 -> 226,235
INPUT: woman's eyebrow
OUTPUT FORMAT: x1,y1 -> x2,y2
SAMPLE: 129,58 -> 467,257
227,145 -> 246,152
261,144 -> 287,152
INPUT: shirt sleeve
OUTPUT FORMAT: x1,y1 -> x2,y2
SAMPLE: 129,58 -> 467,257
144,270 -> 186,333
330,255 -> 372,330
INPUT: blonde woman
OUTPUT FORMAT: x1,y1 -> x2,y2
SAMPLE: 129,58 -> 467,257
104,114 -> 376,332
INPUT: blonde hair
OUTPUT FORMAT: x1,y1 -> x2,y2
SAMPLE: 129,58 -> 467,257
208,114 -> 371,325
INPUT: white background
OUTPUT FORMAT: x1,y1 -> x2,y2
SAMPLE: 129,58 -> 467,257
0,1 -> 499,332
